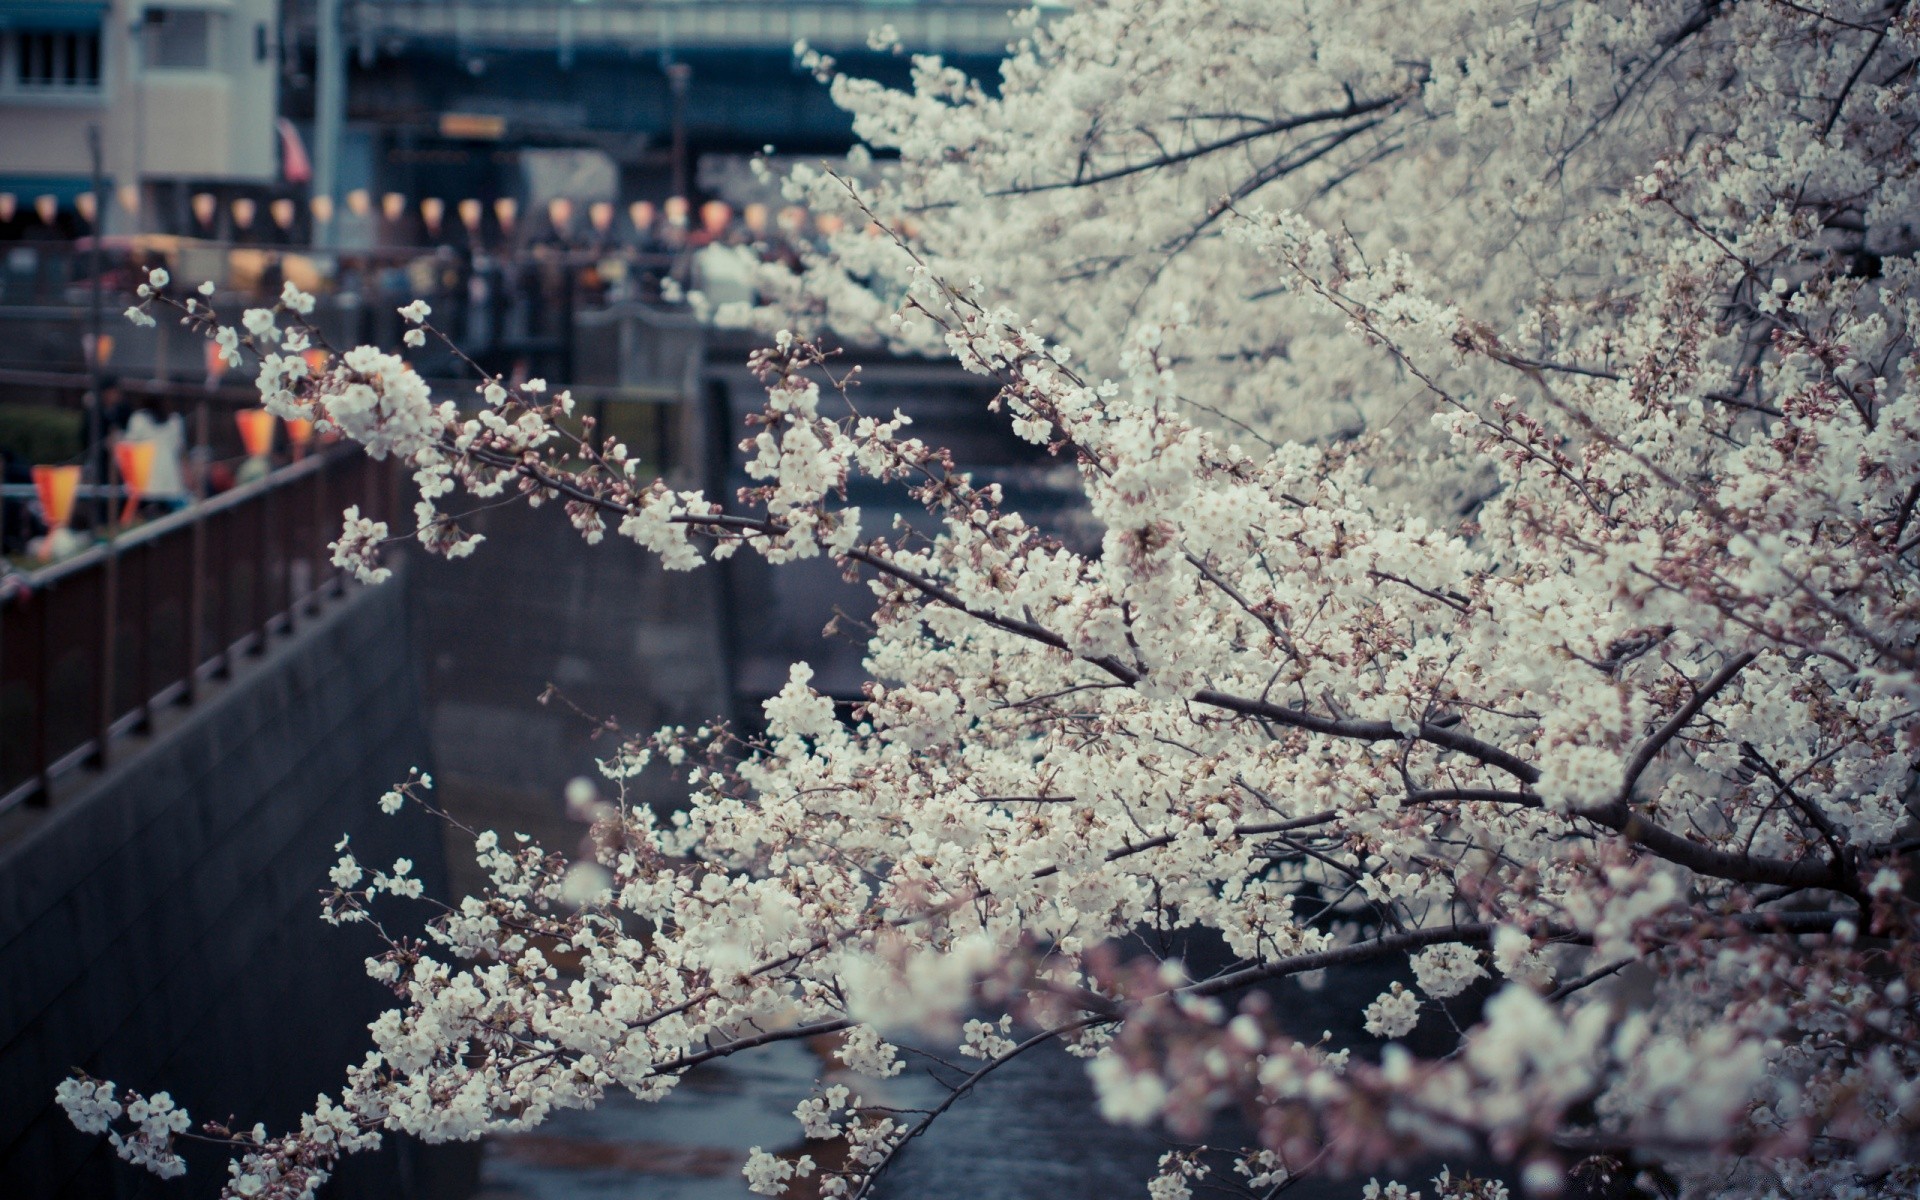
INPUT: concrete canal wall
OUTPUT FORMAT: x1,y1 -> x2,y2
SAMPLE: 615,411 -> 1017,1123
0,578 -> 469,1199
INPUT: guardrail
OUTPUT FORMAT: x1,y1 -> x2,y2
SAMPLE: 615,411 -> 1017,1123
0,448 -> 397,814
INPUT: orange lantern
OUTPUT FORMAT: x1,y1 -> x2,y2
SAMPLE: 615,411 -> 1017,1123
114,440 -> 156,524
421,196 -> 445,237
699,200 -> 731,237
547,197 -> 574,233
310,194 -> 335,225
589,201 -> 614,235
493,197 -> 517,232
32,464 -> 80,558
777,206 -> 808,235
628,200 -> 655,232
0,193 -> 16,222
664,195 -> 690,228
744,203 -> 769,235
815,213 -> 846,237
285,417 -> 315,459
457,198 -> 482,233
231,197 -> 257,230
35,194 -> 58,225
270,198 -> 297,230
346,188 -> 372,218
191,192 -> 217,228
303,348 -> 330,376
381,192 -> 406,223
235,408 -> 276,459
75,192 -> 97,223
205,338 -> 229,381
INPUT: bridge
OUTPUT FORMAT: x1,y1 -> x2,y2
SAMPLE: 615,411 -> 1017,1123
304,0 -> 1033,58
275,0 -> 1047,237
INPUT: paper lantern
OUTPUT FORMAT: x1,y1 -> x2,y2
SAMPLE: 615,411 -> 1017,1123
235,408 -> 276,459
32,464 -> 80,549
664,196 -> 690,227
346,188 -> 372,217
304,348 -> 330,375
0,193 -> 15,222
117,184 -> 140,215
457,198 -> 482,233
494,197 -> 517,231
311,194 -> 334,224
231,197 -> 257,230
35,194 -> 58,225
815,213 -> 845,237
270,198 -> 297,230
75,192 -> 97,223
589,201 -> 614,234
381,192 -> 405,222
85,333 -> 114,368
699,200 -> 731,236
114,440 -> 156,524
743,203 -> 769,235
284,417 -> 315,459
777,206 -> 807,235
628,200 -> 655,232
421,197 -> 445,236
205,338 -> 229,380
547,197 -> 573,233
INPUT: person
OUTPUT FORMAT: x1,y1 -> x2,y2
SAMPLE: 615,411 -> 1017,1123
122,396 -> 190,510
691,232 -> 758,310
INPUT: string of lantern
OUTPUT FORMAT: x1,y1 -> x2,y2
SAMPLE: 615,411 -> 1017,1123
0,187 -> 857,250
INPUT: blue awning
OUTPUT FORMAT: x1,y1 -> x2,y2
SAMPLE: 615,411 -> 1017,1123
0,2 -> 108,32
0,176 -> 99,204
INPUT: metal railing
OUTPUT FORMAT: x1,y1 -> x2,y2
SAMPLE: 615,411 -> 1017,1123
298,0 -> 1056,55
0,448 -> 397,814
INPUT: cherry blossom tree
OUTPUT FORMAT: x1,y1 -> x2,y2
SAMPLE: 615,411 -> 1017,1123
65,2 -> 1920,1198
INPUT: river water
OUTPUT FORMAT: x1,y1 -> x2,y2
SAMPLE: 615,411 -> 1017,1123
470,1002 -> 1399,1200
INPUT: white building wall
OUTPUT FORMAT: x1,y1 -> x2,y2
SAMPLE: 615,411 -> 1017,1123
0,0 -> 279,223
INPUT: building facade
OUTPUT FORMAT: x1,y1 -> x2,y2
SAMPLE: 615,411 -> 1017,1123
0,0 -> 281,237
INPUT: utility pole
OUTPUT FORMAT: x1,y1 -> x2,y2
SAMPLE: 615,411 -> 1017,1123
313,0 -> 345,248
668,61 -> 692,202
87,124 -> 108,527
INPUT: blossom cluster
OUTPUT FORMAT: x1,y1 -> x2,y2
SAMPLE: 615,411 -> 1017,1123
80,2 -> 1920,1198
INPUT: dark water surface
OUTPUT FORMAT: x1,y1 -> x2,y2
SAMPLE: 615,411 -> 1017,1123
472,1029 -> 1383,1200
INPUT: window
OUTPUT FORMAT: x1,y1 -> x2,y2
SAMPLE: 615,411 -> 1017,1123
144,8 -> 214,71
11,29 -> 103,92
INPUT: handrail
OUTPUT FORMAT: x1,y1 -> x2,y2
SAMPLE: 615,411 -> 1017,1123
0,447 -> 397,815
15,451 -> 337,592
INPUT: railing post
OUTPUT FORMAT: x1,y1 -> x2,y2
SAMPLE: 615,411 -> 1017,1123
94,546 -> 116,769
185,502 -> 206,702
282,463 -> 299,631
311,460 -> 328,613
212,507 -> 232,680
253,482 -> 271,654
30,582 -> 51,807
332,455 -> 348,598
135,539 -> 153,734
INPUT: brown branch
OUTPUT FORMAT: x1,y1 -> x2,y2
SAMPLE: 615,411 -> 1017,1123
987,93 -> 1407,196
650,1018 -> 856,1075
1191,688 -> 1542,783
1618,652 -> 1758,802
